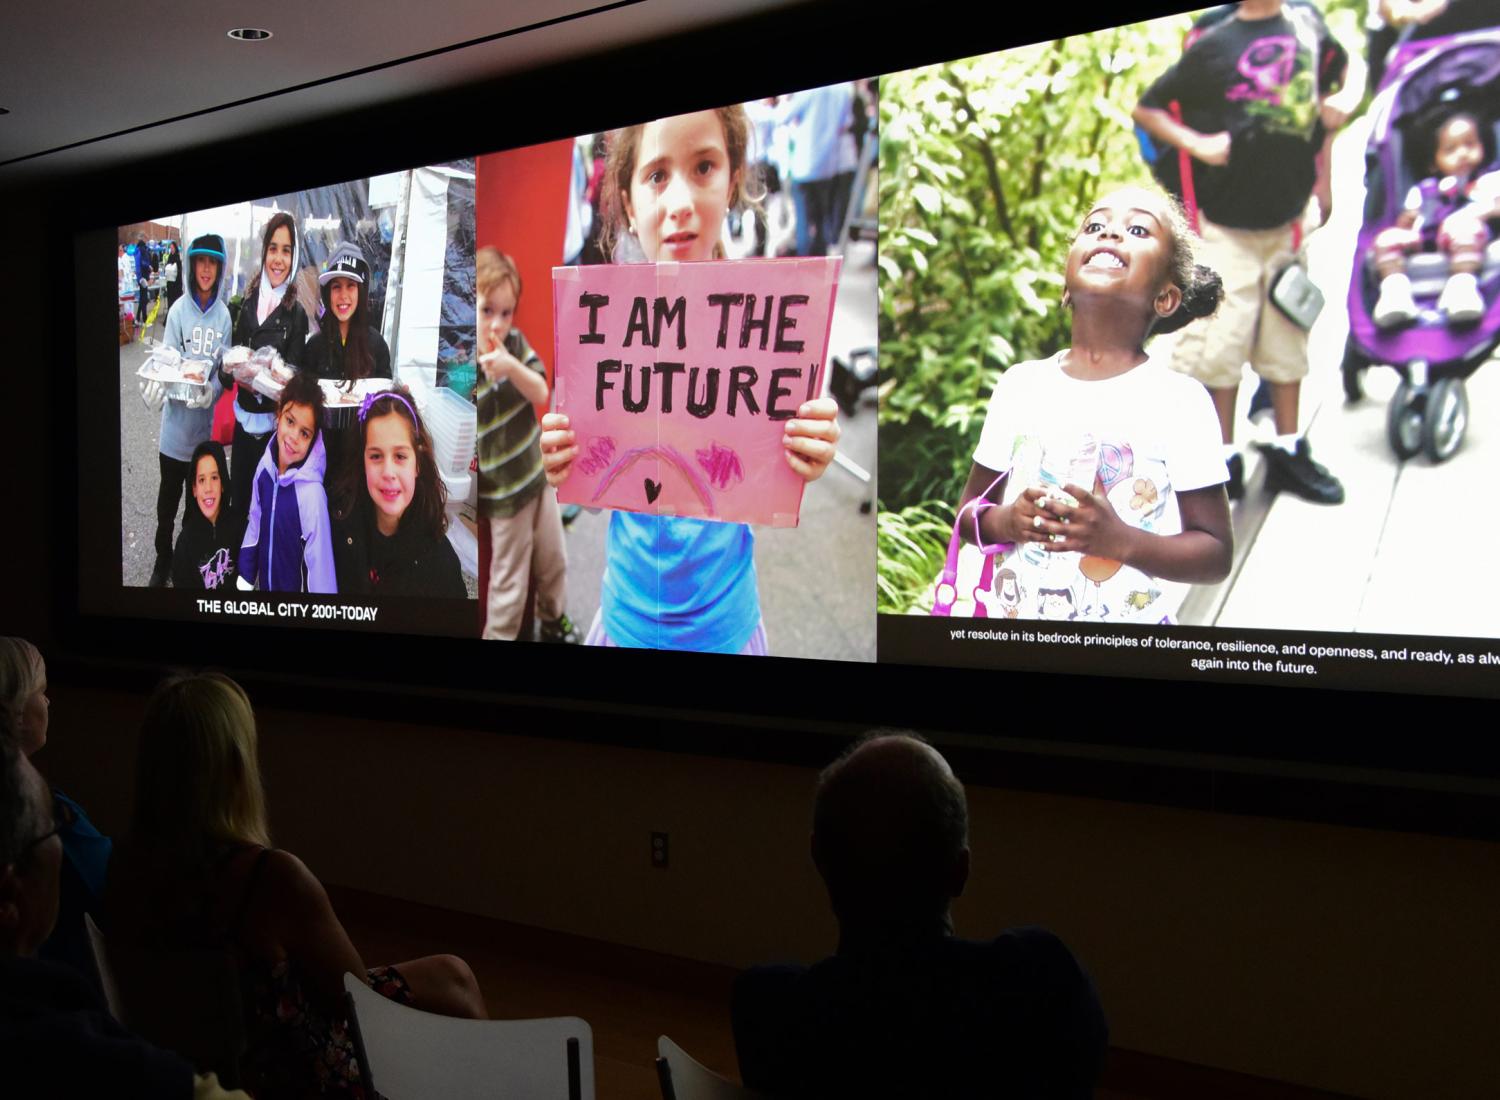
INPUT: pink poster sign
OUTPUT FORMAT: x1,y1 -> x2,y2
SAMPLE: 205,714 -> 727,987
552,257 -> 841,527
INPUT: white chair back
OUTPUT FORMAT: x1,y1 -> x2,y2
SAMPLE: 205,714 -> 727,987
656,1034 -> 772,1100
343,972 -> 595,1100
83,912 -> 127,1022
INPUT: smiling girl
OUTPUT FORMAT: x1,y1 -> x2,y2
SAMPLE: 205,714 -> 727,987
304,242 -> 392,384
238,371 -> 336,593
304,242 -> 393,480
224,212 -> 310,538
540,107 -> 841,653
171,441 -> 241,590
954,186 -> 1231,624
331,388 -> 464,598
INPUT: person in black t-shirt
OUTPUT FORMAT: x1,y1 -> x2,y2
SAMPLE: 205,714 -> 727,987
1134,0 -> 1360,506
732,733 -> 1107,1099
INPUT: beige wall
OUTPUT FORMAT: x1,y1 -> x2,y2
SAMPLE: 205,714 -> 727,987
37,682 -> 1500,1100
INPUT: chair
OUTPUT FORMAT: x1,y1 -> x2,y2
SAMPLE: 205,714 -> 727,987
83,912 -> 125,1021
342,971 -> 595,1100
655,1035 -> 773,1100
84,912 -> 248,1089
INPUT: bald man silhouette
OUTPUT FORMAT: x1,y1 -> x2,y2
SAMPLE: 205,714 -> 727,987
732,732 -> 1107,1099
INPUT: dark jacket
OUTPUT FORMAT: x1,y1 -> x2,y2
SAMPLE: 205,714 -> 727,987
225,289 -> 310,418
172,504 -> 243,590
331,494 -> 465,599
0,955 -> 194,1099
303,325 -> 391,383
733,927 -> 1108,1100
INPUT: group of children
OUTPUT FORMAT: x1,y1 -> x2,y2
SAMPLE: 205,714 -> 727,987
143,99 -> 845,653
144,231 -> 462,602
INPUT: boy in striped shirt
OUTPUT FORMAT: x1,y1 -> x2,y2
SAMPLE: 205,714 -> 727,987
473,248 -> 575,641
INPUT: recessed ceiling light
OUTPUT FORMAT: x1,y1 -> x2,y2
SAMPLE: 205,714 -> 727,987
227,27 -> 273,42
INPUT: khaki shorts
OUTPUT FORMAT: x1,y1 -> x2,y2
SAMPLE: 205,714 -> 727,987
1170,212 -> 1310,389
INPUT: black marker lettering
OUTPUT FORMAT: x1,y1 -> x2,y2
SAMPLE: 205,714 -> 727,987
579,293 -> 608,344
595,359 -> 621,411
767,367 -> 801,420
687,367 -> 720,419
774,294 -> 809,353
707,293 -> 743,349
655,362 -> 685,413
623,296 -> 652,347
622,362 -> 651,413
728,366 -> 760,417
741,294 -> 773,351
654,297 -> 687,351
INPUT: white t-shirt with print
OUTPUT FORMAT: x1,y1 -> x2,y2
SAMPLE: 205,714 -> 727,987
971,351 -> 1225,624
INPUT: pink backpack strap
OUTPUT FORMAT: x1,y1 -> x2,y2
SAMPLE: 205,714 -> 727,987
931,471 -> 1012,617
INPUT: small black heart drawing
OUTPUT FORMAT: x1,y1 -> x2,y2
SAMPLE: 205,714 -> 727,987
644,478 -> 662,504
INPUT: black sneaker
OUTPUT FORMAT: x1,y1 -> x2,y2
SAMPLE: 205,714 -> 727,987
539,614 -> 580,644
1257,439 -> 1344,505
148,554 -> 171,588
1225,452 -> 1244,501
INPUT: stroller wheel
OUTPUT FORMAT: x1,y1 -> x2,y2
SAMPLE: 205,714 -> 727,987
1386,380 -> 1424,460
1421,377 -> 1468,464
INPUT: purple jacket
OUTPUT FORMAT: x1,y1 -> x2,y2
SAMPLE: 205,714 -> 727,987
238,431 -> 337,593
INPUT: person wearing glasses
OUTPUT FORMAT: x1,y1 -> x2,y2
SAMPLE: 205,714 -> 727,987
0,731 -> 251,1097
0,637 -> 111,986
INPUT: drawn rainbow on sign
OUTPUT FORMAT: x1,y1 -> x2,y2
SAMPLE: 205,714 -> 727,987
590,444 -> 717,516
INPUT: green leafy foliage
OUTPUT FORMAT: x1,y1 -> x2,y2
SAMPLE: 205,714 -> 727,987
876,13 -> 1195,612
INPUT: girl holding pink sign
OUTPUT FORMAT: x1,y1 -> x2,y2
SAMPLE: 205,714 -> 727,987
540,106 -> 842,653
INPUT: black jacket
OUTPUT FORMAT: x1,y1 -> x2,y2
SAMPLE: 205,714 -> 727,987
331,495 -> 465,599
225,292 -> 310,417
171,505 -> 243,590
303,325 -> 391,384
0,956 -> 194,1099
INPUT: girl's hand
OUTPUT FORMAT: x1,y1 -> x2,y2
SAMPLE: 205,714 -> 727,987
1191,131 -> 1231,167
539,412 -> 577,487
782,398 -> 841,482
1037,484 -> 1131,560
1004,487 -> 1052,545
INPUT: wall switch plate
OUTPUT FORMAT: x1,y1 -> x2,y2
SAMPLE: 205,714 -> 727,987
651,831 -> 669,869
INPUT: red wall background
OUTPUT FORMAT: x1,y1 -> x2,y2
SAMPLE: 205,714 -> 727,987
474,138 -> 575,401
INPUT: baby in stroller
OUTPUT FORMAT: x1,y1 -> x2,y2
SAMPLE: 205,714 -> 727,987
1372,110 -> 1500,327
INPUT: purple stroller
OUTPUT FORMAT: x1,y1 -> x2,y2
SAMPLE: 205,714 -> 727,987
1343,21 -> 1500,463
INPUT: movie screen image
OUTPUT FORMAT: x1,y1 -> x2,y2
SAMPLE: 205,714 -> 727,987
874,5 -> 1500,695
113,84 -> 879,659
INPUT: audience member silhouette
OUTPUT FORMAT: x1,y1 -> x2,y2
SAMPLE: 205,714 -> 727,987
106,671 -> 487,1097
732,731 -> 1108,1098
0,635 -> 112,985
0,726 -> 250,1098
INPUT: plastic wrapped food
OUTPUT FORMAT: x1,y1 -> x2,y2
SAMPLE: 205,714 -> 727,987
136,350 -> 213,403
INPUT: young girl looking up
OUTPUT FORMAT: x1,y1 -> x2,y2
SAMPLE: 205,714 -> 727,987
956,186 -> 1232,624
539,107 -> 842,653
223,213 -> 309,542
172,440 -> 241,591
238,371 -> 336,593
331,388 -> 465,598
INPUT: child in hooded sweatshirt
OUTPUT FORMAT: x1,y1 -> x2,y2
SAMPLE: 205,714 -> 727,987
237,371 -> 337,593
143,233 -> 231,587
171,441 -> 241,591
